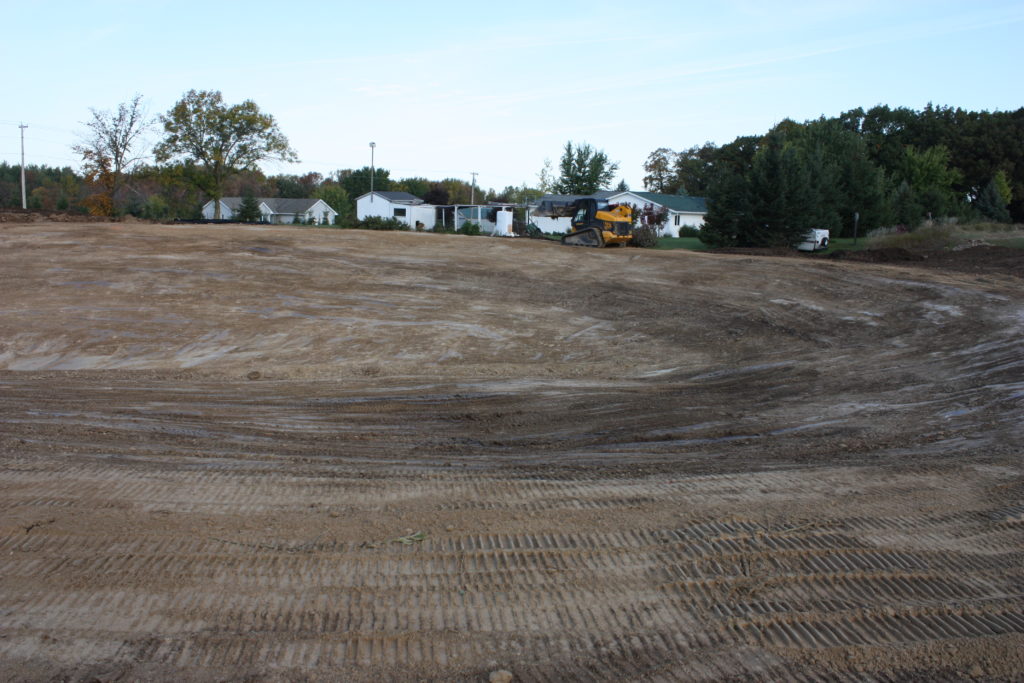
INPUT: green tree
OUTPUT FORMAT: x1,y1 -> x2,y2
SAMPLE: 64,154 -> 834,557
536,158 -> 555,193
338,166 -> 391,200
991,169 -> 1013,206
438,178 -> 475,204
643,147 -> 677,192
423,183 -> 450,205
270,172 -> 321,198
794,118 -> 883,235
552,141 -> 619,194
700,164 -> 752,247
395,177 -> 430,198
235,192 -> 262,222
745,132 -> 817,247
702,130 -> 817,248
889,180 -> 923,227
72,93 -> 150,215
670,143 -> 718,196
975,175 -> 1011,222
154,90 -> 297,219
894,145 -> 961,219
312,182 -> 353,224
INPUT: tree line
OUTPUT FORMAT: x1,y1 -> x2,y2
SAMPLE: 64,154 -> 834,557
4,95 -> 1019,241
1,90 -> 545,222
644,104 -> 1021,247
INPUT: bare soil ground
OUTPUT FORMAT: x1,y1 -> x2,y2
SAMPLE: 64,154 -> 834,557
0,220 -> 1022,681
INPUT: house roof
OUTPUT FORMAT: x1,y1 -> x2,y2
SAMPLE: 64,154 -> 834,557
533,191 -> 620,205
218,197 -> 336,214
357,191 -> 424,204
612,191 -> 707,213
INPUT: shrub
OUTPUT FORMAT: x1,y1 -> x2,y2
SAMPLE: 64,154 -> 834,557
140,195 -> 171,221
458,221 -> 481,236
358,216 -> 409,231
628,203 -> 668,248
867,223 -> 961,251
676,226 -> 701,238
630,225 -> 660,248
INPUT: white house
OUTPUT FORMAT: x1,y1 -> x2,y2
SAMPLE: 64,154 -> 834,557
356,191 -> 437,229
201,197 -> 338,225
606,191 -> 707,237
529,191 -> 707,237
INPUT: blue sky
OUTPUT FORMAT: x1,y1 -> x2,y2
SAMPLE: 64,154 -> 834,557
2,0 -> 1022,193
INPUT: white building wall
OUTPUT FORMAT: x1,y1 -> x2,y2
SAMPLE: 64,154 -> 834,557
666,212 -> 704,236
312,200 -> 338,225
528,215 -> 572,234
357,193 -> 401,221
201,200 -> 233,220
408,205 -> 434,229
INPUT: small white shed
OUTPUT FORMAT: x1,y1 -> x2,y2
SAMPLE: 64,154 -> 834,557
356,191 -> 436,229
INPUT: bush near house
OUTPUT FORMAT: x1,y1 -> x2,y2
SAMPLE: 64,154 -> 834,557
458,221 -> 481,236
357,216 -> 409,231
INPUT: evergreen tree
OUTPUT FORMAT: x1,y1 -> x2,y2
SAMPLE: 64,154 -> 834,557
236,192 -> 262,222
976,176 -> 1011,222
889,180 -> 924,228
551,141 -> 618,194
700,165 -> 752,247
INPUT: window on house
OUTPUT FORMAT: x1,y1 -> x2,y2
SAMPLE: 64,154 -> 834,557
674,215 -> 680,226
394,208 -> 407,217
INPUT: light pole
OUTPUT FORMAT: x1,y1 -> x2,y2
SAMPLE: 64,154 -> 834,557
369,142 -> 376,202
19,123 -> 28,210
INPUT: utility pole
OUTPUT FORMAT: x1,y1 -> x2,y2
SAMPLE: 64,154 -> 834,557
470,171 -> 478,204
19,123 -> 28,209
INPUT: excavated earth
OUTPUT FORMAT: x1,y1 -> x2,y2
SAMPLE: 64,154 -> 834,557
0,221 -> 1022,682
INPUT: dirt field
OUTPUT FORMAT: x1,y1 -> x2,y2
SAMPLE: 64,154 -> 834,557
0,220 -> 1021,681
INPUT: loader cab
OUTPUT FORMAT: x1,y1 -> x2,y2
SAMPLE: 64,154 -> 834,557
571,198 -> 608,229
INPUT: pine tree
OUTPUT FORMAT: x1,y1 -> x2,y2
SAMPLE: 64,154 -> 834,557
236,193 -> 262,222
976,176 -> 1011,222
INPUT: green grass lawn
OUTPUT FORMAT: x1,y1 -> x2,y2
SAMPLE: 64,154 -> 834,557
822,237 -> 871,253
989,236 -> 1024,248
652,237 -> 712,251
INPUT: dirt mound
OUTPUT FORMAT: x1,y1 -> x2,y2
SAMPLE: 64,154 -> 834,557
829,247 -> 924,263
0,209 -> 112,223
916,245 -> 1024,277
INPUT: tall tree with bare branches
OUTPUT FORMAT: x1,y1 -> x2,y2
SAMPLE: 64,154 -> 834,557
73,94 -> 150,215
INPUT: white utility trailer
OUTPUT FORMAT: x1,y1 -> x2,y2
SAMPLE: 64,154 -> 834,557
797,229 -> 830,251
